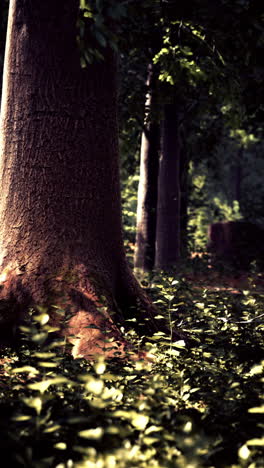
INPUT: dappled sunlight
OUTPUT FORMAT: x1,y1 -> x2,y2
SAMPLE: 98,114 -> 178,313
0,272 -> 263,467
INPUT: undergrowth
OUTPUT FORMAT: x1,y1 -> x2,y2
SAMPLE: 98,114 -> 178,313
0,273 -> 263,467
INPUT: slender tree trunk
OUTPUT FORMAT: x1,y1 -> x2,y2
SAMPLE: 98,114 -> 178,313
155,103 -> 181,269
179,142 -> 189,258
0,0 -> 163,358
230,147 -> 243,204
134,65 -> 160,271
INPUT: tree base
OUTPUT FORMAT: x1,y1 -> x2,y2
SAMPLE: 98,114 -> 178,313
0,262 -> 185,359
0,264 -> 131,359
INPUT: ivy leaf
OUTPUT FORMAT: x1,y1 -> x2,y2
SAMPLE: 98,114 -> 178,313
22,397 -> 42,415
94,360 -> 106,375
131,414 -> 149,430
238,444 -> 251,460
11,366 -> 39,375
28,377 -> 69,394
248,405 -> 264,413
34,313 -> 49,325
54,442 -> 67,450
12,415 -> 32,421
247,438 -> 264,446
78,427 -> 104,439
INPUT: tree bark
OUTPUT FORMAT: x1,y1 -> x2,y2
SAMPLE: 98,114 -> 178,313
134,64 -> 160,272
179,142 -> 189,258
155,103 -> 181,269
0,0 -> 162,358
0,0 -> 9,101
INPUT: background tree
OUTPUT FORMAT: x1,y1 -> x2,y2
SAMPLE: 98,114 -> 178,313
120,0 -> 264,266
130,1 -> 229,270
155,101 -> 181,269
134,64 -> 160,272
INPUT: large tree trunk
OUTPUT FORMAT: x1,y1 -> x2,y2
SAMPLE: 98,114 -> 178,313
0,0 -> 8,100
134,64 -> 160,272
155,103 -> 181,269
0,0 -> 162,358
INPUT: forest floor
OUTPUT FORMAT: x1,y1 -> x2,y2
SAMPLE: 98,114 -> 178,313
186,269 -> 264,294
177,251 -> 264,294
0,257 -> 263,468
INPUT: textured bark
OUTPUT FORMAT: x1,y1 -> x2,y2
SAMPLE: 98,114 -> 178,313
155,103 -> 181,269
0,1 -> 9,100
0,0 -> 162,358
134,65 -> 160,272
179,144 -> 189,258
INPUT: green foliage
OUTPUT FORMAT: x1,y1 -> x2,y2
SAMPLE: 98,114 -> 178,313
187,124 -> 264,253
188,160 -> 243,251
117,0 -> 264,261
78,0 -> 129,64
231,137 -> 264,225
0,2 -> 263,463
121,173 -> 138,263
0,274 -> 263,467
153,20 -> 223,93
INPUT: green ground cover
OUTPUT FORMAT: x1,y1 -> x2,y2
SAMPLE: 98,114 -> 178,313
0,271 -> 263,467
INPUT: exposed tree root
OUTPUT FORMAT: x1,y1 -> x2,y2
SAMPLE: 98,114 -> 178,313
0,263 -> 184,360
